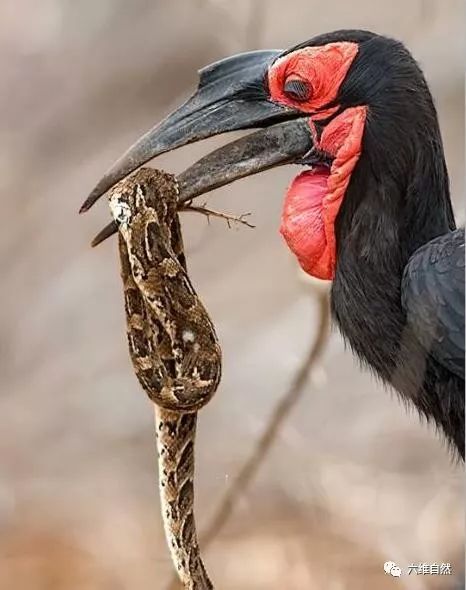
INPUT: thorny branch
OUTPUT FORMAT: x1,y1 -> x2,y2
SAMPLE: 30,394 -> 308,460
181,201 -> 256,229
166,287 -> 331,589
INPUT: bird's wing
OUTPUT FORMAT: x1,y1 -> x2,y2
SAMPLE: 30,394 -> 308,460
401,228 -> 465,379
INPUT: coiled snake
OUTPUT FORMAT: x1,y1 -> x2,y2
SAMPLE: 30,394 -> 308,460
108,168 -> 221,589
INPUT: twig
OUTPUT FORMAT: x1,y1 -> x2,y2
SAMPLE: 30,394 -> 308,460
180,202 -> 256,229
166,290 -> 331,589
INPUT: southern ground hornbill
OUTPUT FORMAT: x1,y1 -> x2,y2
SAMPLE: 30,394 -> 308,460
82,30 -> 465,459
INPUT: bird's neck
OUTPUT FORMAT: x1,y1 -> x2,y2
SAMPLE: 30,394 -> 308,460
331,146 -> 455,380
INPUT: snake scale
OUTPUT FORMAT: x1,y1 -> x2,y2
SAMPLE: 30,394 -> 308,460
108,168 -> 222,589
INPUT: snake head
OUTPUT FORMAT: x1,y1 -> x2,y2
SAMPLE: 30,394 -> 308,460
109,198 -> 132,227
91,168 -> 178,247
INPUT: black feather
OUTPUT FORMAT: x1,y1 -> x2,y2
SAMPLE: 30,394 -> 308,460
402,228 -> 465,379
313,32 -> 466,458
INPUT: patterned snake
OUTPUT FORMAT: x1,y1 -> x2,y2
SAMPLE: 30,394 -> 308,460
108,168 -> 222,589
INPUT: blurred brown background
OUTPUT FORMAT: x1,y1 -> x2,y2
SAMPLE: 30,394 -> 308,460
0,1 -> 464,588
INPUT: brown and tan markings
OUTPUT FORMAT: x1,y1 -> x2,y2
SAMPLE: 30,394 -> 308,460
109,168 -> 222,590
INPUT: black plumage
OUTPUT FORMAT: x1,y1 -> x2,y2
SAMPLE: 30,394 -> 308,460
402,228 -> 465,380
322,32 -> 465,458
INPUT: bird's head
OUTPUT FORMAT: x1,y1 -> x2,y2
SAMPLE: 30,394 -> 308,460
83,30 -> 453,277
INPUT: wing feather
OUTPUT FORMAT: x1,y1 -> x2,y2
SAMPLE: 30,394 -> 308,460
402,228 -> 465,379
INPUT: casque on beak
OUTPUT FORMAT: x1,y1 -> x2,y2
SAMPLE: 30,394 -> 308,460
82,49 -> 315,244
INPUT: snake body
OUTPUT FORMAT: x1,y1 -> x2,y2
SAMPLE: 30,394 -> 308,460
109,168 -> 221,589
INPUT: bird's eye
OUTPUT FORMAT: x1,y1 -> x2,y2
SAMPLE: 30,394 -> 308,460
284,78 -> 312,102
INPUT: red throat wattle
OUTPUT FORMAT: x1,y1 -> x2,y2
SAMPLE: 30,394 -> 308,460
280,106 -> 367,280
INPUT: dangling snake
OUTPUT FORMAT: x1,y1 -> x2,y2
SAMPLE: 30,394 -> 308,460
108,168 -> 222,589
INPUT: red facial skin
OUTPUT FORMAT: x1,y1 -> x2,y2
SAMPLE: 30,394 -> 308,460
268,42 -> 367,280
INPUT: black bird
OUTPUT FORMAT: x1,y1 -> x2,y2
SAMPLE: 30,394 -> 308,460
82,30 -> 465,458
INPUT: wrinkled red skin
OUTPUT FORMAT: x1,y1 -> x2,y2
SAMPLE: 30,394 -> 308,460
268,42 -> 367,280
280,107 -> 367,279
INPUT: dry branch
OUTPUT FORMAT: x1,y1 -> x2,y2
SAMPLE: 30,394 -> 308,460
181,202 -> 255,229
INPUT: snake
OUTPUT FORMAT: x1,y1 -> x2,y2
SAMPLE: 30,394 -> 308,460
108,167 -> 222,589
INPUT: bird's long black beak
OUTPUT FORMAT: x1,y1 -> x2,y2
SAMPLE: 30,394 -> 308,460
90,118 -> 313,246
81,49 -> 314,214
